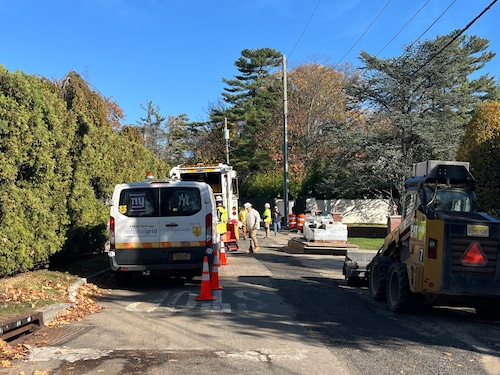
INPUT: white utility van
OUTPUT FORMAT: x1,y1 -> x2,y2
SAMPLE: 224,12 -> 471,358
108,176 -> 218,283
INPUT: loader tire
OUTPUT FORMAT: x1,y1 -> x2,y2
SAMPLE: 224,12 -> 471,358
368,256 -> 392,301
387,262 -> 413,312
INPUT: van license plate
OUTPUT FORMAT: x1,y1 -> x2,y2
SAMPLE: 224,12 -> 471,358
467,225 -> 489,237
173,252 -> 190,261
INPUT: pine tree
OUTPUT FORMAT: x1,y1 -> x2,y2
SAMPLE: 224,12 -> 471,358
217,48 -> 283,180
138,101 -> 167,159
335,31 -> 497,199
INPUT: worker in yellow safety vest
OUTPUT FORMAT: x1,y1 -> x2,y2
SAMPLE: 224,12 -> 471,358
239,206 -> 247,240
215,196 -> 227,236
263,203 -> 272,238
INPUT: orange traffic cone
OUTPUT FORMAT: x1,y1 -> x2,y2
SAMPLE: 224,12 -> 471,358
195,256 -> 215,301
211,249 -> 223,290
220,240 -> 228,265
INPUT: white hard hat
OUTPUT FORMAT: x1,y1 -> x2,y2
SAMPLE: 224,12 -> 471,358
264,203 -> 270,208
244,202 -> 252,209
215,196 -> 223,202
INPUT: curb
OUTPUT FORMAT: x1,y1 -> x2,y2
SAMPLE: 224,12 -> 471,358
0,268 -> 112,340
41,268 -> 111,325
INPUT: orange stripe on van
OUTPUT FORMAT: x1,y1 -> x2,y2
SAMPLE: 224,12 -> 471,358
160,241 -> 205,247
115,241 -> 206,249
116,242 -> 159,249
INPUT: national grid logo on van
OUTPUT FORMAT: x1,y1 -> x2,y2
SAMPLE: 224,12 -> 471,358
124,228 -> 158,236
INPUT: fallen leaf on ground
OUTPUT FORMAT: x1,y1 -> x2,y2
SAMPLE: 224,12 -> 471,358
47,283 -> 106,327
0,339 -> 28,365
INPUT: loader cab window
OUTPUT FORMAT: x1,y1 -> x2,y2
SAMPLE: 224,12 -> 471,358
433,190 -> 472,212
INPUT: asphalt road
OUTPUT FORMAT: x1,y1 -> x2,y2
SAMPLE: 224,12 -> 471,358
8,230 -> 500,375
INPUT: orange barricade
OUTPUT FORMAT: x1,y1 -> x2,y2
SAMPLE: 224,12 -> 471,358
288,213 -> 296,229
225,220 -> 239,251
297,213 -> 305,232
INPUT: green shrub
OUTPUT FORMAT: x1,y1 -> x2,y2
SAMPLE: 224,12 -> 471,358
0,67 -> 169,276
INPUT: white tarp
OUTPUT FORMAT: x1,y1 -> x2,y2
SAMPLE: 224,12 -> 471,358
305,198 -> 392,225
303,215 -> 348,242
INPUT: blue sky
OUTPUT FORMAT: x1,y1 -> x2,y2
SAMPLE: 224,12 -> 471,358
2,1 -> 499,125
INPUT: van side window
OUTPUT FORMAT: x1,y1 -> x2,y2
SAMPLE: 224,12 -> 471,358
160,187 -> 201,216
119,189 -> 159,217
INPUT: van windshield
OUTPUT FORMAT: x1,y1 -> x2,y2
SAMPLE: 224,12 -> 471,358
119,187 -> 201,217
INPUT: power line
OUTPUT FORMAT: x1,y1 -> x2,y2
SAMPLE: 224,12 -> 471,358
336,0 -> 392,66
406,0 -> 457,51
411,0 -> 498,78
288,0 -> 322,59
375,0 -> 431,57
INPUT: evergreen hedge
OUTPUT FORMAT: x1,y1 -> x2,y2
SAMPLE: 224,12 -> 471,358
0,67 -> 168,276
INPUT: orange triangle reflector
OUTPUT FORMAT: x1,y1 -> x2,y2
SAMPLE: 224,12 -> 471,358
461,242 -> 487,267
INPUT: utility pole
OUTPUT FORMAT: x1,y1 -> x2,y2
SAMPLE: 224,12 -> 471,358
282,55 -> 289,222
224,117 -> 230,165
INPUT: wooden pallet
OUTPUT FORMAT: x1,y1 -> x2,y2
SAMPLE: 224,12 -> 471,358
286,238 -> 359,255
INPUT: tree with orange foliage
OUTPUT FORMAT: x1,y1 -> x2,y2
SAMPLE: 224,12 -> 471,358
457,101 -> 500,211
104,97 -> 125,129
286,62 -> 354,192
